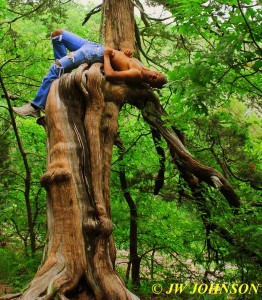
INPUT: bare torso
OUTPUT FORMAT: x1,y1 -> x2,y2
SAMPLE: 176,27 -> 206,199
110,50 -> 144,71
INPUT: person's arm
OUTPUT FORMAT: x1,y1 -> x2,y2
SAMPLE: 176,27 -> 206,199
104,48 -> 141,82
103,48 -> 117,79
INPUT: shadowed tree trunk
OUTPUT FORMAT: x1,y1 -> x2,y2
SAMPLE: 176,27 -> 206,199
0,0 -> 243,299
116,139 -> 141,290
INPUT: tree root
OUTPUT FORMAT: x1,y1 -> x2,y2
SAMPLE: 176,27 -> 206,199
0,293 -> 22,300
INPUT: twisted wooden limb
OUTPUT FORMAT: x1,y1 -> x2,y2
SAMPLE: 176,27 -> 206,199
13,72 -> 86,300
141,97 -> 240,209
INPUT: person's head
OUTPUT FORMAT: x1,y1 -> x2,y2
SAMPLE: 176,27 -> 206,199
141,68 -> 167,88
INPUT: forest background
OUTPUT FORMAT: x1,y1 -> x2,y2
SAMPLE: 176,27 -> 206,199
0,0 -> 261,299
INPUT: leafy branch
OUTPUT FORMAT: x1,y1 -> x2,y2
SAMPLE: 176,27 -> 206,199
237,0 -> 262,54
0,0 -> 49,26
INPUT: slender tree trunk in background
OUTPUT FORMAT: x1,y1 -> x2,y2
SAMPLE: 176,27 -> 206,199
0,75 -> 36,256
118,150 -> 141,289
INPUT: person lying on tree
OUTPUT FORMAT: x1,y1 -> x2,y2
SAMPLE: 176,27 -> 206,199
13,29 -> 167,118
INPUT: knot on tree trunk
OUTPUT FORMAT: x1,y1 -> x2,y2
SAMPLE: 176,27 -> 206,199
40,167 -> 72,187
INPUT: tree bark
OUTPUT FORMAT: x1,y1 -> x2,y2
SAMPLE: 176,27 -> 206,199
103,0 -> 136,51
0,1 -> 144,298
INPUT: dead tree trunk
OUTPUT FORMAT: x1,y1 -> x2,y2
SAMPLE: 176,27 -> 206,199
0,1 -> 141,299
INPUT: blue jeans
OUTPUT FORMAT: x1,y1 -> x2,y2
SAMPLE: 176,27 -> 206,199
31,30 -> 104,109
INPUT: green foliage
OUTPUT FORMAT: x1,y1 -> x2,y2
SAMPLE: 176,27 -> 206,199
0,0 -> 261,298
165,0 -> 261,111
0,247 -> 42,292
111,103 -> 261,298
120,0 -> 261,296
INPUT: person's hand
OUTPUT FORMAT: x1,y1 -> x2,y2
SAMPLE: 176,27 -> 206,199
104,48 -> 115,57
124,49 -> 133,57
